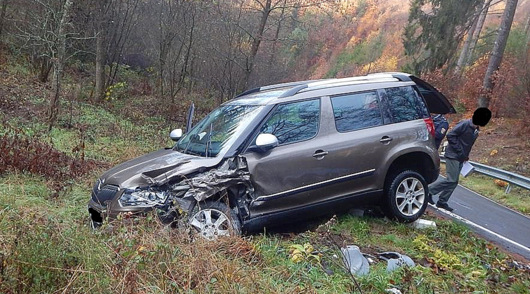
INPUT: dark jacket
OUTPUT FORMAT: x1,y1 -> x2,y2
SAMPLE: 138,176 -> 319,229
432,114 -> 449,149
444,119 -> 479,162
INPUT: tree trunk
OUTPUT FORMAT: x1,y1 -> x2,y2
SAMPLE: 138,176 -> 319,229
467,0 -> 492,67
478,0 -> 518,108
243,0 -> 271,88
0,0 -> 9,41
95,0 -> 108,102
48,0 -> 73,131
95,33 -> 105,101
269,0 -> 287,65
455,5 -> 480,74
524,16 -> 530,52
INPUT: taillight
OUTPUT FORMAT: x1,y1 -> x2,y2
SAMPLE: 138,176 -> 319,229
424,117 -> 435,137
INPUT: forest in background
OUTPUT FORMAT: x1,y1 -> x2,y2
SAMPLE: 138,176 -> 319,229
0,0 -> 530,125
2,1 -> 530,293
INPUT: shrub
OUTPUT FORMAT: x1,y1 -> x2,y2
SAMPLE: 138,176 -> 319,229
0,125 -> 101,185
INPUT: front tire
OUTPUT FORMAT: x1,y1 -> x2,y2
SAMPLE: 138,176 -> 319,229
383,170 -> 428,223
188,201 -> 241,240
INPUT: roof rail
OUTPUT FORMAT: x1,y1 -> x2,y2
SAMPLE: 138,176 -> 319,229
277,85 -> 308,98
235,72 -> 414,99
367,72 -> 412,82
235,87 -> 261,98
235,79 -> 320,98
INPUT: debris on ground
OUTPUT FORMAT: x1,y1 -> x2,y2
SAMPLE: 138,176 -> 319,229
341,245 -> 370,276
410,218 -> 437,229
378,252 -> 415,272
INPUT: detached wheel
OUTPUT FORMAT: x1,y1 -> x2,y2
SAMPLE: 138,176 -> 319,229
383,170 -> 428,223
189,201 -> 241,240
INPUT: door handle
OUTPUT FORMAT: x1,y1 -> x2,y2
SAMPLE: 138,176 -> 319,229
313,150 -> 328,159
380,136 -> 393,144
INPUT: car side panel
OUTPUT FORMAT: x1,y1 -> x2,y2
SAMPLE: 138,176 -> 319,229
373,119 -> 438,187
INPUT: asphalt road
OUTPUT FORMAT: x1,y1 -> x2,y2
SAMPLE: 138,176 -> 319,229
429,176 -> 530,261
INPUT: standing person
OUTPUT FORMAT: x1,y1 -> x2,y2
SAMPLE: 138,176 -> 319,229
428,108 -> 492,211
432,113 -> 449,150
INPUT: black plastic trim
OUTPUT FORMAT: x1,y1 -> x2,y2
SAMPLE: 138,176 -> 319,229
243,190 -> 383,232
235,87 -> 261,98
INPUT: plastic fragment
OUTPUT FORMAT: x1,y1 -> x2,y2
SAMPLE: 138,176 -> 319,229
341,245 -> 370,276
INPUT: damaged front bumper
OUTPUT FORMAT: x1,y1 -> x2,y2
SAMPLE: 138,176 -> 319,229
88,183 -> 194,227
88,156 -> 254,228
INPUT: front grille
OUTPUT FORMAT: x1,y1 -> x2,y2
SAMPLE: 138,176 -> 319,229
92,185 -> 119,205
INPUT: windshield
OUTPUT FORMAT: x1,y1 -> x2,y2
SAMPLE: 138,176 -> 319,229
175,104 -> 263,157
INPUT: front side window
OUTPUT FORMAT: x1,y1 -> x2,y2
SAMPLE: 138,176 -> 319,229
384,86 -> 429,123
331,91 -> 383,132
260,99 -> 320,145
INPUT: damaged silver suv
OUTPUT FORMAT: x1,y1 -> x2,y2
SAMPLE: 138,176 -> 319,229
88,72 -> 455,238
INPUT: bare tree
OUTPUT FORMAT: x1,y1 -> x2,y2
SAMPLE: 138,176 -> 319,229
524,16 -> 530,53
478,0 -> 518,108
244,0 -> 273,88
0,0 -> 9,41
466,0 -> 494,67
243,0 -> 325,88
48,0 -> 74,130
104,0 -> 140,89
94,0 -> 111,101
454,1 -> 483,74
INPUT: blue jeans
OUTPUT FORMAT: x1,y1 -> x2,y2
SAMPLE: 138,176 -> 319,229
429,159 -> 463,205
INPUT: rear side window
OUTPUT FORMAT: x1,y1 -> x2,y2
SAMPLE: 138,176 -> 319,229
383,86 -> 429,123
261,99 -> 320,145
331,91 -> 383,132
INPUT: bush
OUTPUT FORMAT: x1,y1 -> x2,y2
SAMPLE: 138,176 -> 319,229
0,125 -> 100,185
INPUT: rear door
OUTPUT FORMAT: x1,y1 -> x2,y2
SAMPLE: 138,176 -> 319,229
318,90 -> 392,196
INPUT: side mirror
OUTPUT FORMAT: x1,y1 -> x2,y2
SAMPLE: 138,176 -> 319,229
255,133 -> 278,152
170,129 -> 183,141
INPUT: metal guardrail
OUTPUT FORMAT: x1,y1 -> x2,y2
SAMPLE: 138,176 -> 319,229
440,157 -> 530,193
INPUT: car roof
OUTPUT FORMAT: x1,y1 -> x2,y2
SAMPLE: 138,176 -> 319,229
227,72 -> 455,114
228,72 -> 412,105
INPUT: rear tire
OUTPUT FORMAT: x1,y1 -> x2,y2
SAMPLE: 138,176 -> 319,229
188,201 -> 241,240
383,170 -> 428,223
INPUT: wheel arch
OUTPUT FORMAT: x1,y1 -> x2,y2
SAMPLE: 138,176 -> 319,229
384,151 -> 437,188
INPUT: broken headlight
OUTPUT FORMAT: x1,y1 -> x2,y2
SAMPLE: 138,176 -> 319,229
119,189 -> 168,207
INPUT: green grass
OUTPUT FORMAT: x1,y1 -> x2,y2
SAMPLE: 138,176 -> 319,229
2,172 -> 530,292
1,64 -> 530,293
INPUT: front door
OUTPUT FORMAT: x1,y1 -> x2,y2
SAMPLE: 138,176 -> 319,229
244,98 -> 329,215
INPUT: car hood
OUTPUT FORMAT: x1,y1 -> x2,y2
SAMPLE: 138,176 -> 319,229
100,148 -> 221,188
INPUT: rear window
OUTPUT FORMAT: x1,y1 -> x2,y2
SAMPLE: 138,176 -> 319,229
381,86 -> 429,123
331,91 -> 383,132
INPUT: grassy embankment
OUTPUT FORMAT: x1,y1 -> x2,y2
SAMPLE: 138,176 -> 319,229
1,61 -> 529,293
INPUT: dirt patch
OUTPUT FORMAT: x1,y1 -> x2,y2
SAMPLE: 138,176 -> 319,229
0,68 -> 48,123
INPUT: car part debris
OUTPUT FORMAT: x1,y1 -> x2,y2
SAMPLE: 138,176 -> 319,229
378,252 -> 415,272
341,245 -> 370,276
410,218 -> 437,229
